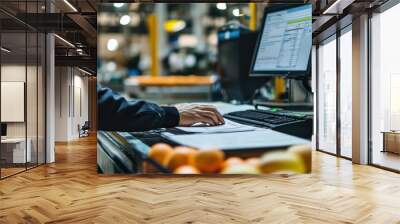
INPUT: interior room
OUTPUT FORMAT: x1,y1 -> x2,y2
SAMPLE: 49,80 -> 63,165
0,2 -> 47,178
314,1 -> 400,171
0,0 -> 97,180
1,0 -> 400,223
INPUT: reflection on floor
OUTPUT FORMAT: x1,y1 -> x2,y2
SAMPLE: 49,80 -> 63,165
0,163 -> 42,178
373,150 -> 400,171
0,167 -> 25,177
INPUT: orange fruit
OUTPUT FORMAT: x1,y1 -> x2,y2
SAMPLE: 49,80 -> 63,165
245,158 -> 260,166
148,143 -> 174,166
167,146 -> 197,171
221,157 -> 244,171
194,149 -> 225,173
174,165 -> 201,174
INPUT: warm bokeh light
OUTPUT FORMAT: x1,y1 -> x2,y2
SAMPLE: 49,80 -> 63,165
107,38 -> 119,51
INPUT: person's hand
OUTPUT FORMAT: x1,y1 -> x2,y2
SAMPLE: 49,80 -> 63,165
174,103 -> 225,126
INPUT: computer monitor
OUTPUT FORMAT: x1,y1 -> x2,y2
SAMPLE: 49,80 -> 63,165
249,4 -> 312,77
1,123 -> 7,137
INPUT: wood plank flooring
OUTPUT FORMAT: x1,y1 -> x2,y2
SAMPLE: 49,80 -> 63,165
1,135 -> 400,223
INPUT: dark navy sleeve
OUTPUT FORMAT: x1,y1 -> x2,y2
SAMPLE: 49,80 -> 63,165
98,87 -> 180,132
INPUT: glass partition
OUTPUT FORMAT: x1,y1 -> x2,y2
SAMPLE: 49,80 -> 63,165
38,32 -> 46,165
317,35 -> 337,155
1,26 -> 28,178
26,0 -> 46,169
370,3 -> 400,171
339,26 -> 352,158
27,30 -> 39,169
0,0 -> 46,179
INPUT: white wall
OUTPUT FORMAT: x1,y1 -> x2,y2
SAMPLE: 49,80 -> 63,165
1,64 -> 46,164
55,67 -> 89,141
71,73 -> 89,138
55,67 -> 69,141
1,65 -> 26,138
1,65 -> 40,138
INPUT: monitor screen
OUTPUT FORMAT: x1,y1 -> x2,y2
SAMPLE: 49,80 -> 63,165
250,4 -> 312,76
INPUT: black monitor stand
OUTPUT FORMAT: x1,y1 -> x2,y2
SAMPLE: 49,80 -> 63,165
253,78 -> 313,112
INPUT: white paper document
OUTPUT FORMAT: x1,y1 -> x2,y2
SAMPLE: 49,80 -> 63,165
176,119 -> 256,134
162,129 -> 309,150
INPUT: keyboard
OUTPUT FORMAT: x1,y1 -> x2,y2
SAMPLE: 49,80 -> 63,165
223,109 -> 313,139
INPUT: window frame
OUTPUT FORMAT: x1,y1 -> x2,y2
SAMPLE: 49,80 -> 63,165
315,19 -> 353,160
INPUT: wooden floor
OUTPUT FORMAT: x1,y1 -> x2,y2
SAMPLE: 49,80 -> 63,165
1,163 -> 44,178
1,167 -> 26,178
1,135 -> 400,224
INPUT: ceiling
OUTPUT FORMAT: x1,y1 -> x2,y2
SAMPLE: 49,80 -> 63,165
1,0 -> 394,72
0,0 -> 97,72
311,0 -> 391,43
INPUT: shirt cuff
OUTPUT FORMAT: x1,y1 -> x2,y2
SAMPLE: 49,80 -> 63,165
161,106 -> 180,128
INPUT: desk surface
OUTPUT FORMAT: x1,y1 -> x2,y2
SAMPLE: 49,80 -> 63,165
162,130 -> 309,151
381,131 -> 400,134
125,75 -> 216,87
125,102 -> 308,150
98,102 -> 311,174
